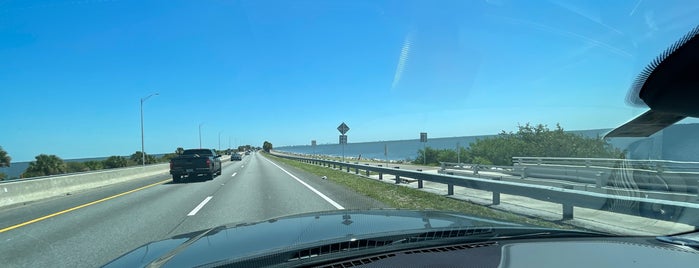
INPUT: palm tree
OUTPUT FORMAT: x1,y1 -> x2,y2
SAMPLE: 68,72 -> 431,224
103,156 -> 128,169
24,154 -> 66,177
0,146 -> 10,167
130,151 -> 145,164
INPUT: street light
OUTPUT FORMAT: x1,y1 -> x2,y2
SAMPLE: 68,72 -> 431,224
140,93 -> 159,167
218,131 -> 222,151
199,123 -> 204,148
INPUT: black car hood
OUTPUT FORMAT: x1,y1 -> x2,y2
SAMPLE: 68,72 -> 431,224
104,209 -> 520,268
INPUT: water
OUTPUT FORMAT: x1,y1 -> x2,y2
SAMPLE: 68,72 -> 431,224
276,124 -> 699,163
277,129 -> 614,161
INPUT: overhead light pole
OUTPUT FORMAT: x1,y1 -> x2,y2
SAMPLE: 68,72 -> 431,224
218,131 -> 222,151
140,93 -> 159,166
199,123 -> 204,148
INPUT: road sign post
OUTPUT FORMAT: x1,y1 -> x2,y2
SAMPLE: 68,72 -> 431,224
312,140 -> 316,157
420,132 -> 427,165
384,143 -> 388,167
337,122 -> 350,162
339,135 -> 347,161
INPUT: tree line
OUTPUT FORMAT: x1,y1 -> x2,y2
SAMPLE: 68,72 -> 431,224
0,147 -> 187,180
0,145 -> 261,180
412,123 -> 624,166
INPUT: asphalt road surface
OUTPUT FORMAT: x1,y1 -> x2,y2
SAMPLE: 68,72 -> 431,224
0,152 -> 386,267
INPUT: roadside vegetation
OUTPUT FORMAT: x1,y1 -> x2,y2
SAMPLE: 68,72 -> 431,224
0,146 -> 11,180
1,145 -> 259,180
413,123 -> 624,166
263,141 -> 273,152
263,152 -> 572,230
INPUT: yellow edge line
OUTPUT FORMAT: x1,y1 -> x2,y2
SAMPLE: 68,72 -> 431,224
0,178 -> 171,233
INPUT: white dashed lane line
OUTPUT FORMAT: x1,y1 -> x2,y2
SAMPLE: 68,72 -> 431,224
187,196 -> 213,216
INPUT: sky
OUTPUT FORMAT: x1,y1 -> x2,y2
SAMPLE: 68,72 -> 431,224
1,0 -> 698,162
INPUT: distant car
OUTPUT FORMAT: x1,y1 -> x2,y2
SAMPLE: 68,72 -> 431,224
231,153 -> 242,161
245,151 -> 250,155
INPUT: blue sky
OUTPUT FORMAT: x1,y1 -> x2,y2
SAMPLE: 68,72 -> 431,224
1,0 -> 698,162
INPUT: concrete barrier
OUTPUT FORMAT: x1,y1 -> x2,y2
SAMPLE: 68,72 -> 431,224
0,164 -> 168,208
0,155 -> 231,208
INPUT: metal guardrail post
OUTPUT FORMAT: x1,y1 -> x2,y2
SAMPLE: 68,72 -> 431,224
418,179 -> 423,188
394,166 -> 400,184
521,167 -> 527,179
448,184 -> 454,195
378,165 -> 383,180
562,204 -> 574,220
596,172 -> 605,188
562,185 -> 574,220
346,165 -> 350,172
474,165 -> 479,175
355,167 -> 359,174
493,177 -> 501,205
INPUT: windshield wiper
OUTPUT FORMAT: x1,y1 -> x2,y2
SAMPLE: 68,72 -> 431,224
657,230 -> 699,249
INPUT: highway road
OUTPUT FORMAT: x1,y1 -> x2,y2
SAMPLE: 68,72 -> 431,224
0,152 -> 386,267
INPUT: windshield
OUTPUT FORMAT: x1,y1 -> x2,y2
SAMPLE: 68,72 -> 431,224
182,149 -> 214,156
2,0 -> 699,267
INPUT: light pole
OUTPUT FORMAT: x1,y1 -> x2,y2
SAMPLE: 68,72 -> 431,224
199,123 -> 204,148
456,142 -> 460,164
140,93 -> 158,166
218,131 -> 222,151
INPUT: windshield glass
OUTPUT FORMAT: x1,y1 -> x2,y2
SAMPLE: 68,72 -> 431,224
2,0 -> 699,267
182,149 -> 213,156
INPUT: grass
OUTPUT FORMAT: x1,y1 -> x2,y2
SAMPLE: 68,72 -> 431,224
264,152 -> 572,230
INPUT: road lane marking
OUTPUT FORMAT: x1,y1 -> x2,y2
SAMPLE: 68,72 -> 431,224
187,196 -> 213,216
263,158 -> 345,209
0,178 -> 171,233
231,172 -> 237,177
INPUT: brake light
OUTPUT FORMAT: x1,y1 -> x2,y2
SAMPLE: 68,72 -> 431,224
206,159 -> 211,167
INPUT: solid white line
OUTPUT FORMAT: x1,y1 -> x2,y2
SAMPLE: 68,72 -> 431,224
187,196 -> 213,216
231,172 -> 237,177
263,157 -> 345,209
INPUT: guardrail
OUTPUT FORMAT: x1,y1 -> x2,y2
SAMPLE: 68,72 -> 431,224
439,157 -> 699,195
272,153 -> 699,227
514,157 -> 699,173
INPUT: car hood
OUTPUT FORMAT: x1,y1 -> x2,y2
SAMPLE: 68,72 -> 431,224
103,209 -> 521,268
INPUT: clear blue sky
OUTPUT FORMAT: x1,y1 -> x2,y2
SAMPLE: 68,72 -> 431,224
1,0 -> 698,162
